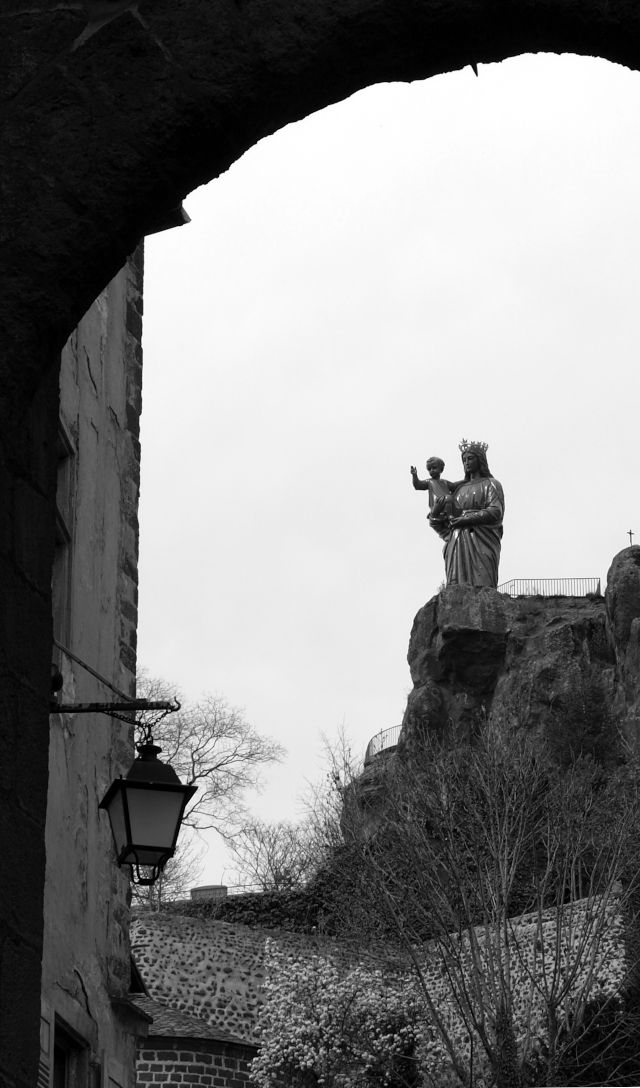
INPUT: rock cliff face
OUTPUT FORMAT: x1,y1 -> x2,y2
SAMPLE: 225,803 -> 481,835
399,547 -> 640,761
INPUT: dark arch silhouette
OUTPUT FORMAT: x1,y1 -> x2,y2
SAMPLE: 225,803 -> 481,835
1,2 -> 639,1083
3,0 -> 640,397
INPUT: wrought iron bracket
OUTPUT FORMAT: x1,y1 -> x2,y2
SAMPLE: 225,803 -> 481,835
49,698 -> 181,730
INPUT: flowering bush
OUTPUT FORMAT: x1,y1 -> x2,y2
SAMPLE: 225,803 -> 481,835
251,939 -> 424,1088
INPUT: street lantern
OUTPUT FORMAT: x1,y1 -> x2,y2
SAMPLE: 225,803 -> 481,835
49,687 -> 194,887
99,739 -> 196,885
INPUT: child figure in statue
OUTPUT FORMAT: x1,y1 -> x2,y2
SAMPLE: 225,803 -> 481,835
410,457 -> 455,539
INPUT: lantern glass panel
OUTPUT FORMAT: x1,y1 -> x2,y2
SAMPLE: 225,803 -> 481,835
125,785 -> 186,850
106,788 -> 128,857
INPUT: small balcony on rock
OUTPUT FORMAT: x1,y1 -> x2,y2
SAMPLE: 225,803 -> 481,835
364,724 -> 401,766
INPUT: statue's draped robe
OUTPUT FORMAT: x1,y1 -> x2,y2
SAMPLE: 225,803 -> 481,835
444,476 -> 504,588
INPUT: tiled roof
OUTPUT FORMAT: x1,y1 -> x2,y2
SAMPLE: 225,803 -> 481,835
133,995 -> 253,1048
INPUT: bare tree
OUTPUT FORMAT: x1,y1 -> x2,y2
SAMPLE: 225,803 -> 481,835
328,723 -> 640,1087
228,818 -> 319,890
136,674 -> 284,836
213,716 -> 640,1084
226,731 -> 358,891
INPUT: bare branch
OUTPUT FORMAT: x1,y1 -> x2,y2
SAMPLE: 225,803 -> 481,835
136,674 -> 284,834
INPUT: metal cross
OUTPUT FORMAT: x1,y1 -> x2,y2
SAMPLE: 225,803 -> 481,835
628,529 -> 635,546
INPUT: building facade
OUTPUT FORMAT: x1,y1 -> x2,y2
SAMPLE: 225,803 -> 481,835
41,247 -> 147,1087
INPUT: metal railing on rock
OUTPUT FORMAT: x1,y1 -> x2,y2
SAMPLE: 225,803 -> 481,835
364,724 -> 402,765
497,577 -> 602,597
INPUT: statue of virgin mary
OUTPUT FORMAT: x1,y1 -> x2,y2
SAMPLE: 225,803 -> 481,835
443,440 -> 504,588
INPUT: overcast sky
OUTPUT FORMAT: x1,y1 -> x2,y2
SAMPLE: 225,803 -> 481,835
138,52 -> 640,886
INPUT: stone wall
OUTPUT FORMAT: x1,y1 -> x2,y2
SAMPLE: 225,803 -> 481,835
131,912 -> 395,1043
410,896 -> 625,1079
0,365 -> 58,1088
132,893 -> 626,1082
251,897 -> 625,1084
132,914 -> 295,1043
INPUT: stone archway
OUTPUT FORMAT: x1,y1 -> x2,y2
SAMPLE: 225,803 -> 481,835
2,2 -> 640,1084
3,0 -> 640,392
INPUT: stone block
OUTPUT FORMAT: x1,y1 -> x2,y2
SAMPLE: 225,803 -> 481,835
606,546 -> 640,650
408,587 -> 509,693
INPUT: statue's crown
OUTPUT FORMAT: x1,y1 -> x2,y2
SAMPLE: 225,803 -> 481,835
459,438 -> 488,456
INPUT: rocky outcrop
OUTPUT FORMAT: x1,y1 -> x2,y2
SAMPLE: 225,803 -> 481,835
399,548 -> 640,760
605,546 -> 640,737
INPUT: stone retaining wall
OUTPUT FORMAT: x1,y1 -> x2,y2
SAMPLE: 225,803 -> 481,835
133,891 -> 626,1078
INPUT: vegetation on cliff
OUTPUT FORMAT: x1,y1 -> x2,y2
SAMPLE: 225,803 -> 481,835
176,711 -> 640,1086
